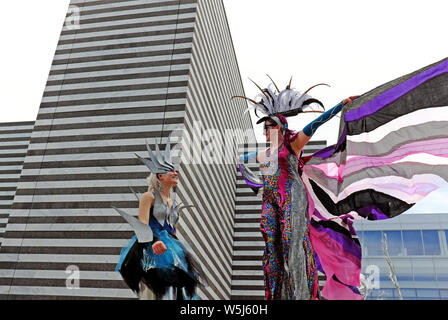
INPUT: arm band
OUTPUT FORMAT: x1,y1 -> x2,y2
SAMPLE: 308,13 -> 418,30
303,101 -> 344,137
240,151 -> 258,163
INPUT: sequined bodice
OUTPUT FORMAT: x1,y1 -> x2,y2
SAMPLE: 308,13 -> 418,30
149,190 -> 179,235
260,145 -> 298,202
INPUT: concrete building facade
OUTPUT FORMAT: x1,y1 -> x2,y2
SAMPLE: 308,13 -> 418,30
6,0 -> 439,302
0,122 -> 35,247
0,0 -> 253,300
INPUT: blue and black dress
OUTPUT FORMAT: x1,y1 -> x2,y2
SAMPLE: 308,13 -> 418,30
116,190 -> 205,300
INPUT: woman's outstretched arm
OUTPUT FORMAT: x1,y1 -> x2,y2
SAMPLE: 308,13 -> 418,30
290,97 -> 357,155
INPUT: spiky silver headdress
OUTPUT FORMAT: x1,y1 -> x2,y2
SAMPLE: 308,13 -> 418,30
233,76 -> 328,128
135,134 -> 175,175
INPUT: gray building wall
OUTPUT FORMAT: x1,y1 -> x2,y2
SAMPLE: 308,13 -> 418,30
0,122 -> 34,247
0,0 -> 251,300
173,0 -> 254,299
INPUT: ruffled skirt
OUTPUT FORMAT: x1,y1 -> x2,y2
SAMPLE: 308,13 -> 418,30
116,229 -> 205,299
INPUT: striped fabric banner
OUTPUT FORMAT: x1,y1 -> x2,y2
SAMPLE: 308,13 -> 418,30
302,57 -> 448,299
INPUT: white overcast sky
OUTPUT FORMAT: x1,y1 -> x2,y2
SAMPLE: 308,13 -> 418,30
0,0 -> 447,213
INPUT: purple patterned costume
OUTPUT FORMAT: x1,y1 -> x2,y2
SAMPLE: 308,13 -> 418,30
259,144 -> 319,300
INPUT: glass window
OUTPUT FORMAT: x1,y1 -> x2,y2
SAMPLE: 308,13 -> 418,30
401,288 -> 416,298
445,230 -> 448,250
403,230 -> 424,255
369,289 -> 380,297
379,274 -> 390,282
416,289 -> 440,299
368,289 -> 395,300
436,272 -> 448,281
377,289 -> 394,299
413,259 -> 436,281
434,260 -> 448,281
379,274 -> 393,288
440,290 -> 448,299
394,261 -> 414,282
422,230 -> 441,255
364,231 -> 383,256
414,274 -> 437,281
395,274 -> 413,282
382,231 -> 403,256
392,289 -> 404,299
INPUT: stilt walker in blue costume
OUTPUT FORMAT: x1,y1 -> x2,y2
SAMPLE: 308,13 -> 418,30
114,136 -> 207,300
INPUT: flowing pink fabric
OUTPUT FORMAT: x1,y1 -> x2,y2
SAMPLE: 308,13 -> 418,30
322,276 -> 363,300
309,224 -> 363,300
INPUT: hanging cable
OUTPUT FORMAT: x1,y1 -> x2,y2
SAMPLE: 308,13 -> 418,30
159,0 -> 182,146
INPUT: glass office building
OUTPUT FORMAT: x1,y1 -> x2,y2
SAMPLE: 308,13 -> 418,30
354,213 -> 448,300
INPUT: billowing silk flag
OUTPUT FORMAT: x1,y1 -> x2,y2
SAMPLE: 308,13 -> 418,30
303,57 -> 448,299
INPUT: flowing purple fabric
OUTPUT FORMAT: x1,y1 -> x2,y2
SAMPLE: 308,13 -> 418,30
302,57 -> 448,299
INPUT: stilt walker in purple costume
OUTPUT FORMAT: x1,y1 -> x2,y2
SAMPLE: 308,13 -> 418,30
235,78 -> 356,300
237,57 -> 448,300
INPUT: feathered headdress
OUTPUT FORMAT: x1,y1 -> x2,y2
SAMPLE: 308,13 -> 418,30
233,76 -> 328,128
135,134 -> 175,175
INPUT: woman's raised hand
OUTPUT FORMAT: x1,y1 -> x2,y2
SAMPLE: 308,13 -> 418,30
343,96 -> 360,105
152,240 -> 167,255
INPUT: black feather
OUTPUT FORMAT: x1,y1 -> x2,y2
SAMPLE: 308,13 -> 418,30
302,98 -> 325,110
264,89 -> 275,107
